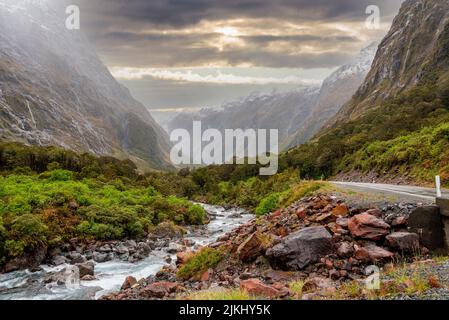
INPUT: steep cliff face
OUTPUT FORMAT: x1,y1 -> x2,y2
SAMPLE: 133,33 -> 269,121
0,0 -> 172,170
285,43 -> 377,148
332,0 -> 449,123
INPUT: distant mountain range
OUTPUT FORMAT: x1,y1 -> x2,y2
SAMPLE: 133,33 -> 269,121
0,0 -> 172,170
167,43 -> 377,151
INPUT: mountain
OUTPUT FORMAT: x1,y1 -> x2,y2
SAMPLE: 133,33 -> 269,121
167,88 -> 320,150
167,43 -> 376,152
0,0 -> 172,170
283,0 -> 449,184
332,0 -> 449,123
284,43 -> 377,148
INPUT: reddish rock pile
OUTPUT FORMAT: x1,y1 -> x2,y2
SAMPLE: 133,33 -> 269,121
104,194 -> 426,300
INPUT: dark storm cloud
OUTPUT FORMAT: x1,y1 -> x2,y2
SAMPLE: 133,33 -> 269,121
76,0 -> 402,28
72,0 -> 404,68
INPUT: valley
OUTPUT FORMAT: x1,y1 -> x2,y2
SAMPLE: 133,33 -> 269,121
1,0 -> 449,303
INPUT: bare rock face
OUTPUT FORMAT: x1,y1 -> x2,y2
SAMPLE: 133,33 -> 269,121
266,226 -> 333,270
348,213 -> 390,240
331,0 -> 449,122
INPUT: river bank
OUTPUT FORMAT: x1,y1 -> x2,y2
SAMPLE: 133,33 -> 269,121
0,204 -> 252,300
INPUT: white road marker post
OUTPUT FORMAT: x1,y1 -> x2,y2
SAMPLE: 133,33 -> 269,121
436,175 -> 442,198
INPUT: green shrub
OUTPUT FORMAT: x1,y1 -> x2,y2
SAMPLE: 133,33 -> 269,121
76,221 -> 124,240
186,205 -> 206,225
47,170 -> 74,181
5,214 -> 48,256
255,193 -> 281,216
177,248 -> 223,280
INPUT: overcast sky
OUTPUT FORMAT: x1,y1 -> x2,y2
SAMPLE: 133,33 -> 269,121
72,0 -> 404,122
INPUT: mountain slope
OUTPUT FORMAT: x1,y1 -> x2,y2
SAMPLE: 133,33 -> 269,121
285,43 -> 377,148
167,88 -> 320,151
0,0 -> 172,170
282,0 -> 449,184
332,0 -> 449,123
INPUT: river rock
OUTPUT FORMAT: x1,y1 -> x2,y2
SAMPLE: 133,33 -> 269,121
265,226 -> 333,270
93,252 -> 111,263
137,242 -> 151,255
97,244 -> 112,253
121,276 -> 137,290
237,232 -> 264,262
336,217 -> 349,228
52,255 -> 69,266
2,246 -> 47,273
125,240 -> 137,248
67,252 -> 86,264
386,232 -> 419,252
113,244 -> 129,255
348,214 -> 390,240
76,262 -> 95,277
166,243 -> 182,254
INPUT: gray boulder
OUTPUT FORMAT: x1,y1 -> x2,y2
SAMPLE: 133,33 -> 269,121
113,244 -> 129,255
93,252 -> 111,263
386,232 -> 420,252
2,246 -> 48,273
408,206 -> 445,251
266,226 -> 333,270
52,255 -> 69,266
67,252 -> 86,264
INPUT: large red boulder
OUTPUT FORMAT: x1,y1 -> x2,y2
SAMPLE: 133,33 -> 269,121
354,244 -> 394,262
348,214 -> 390,240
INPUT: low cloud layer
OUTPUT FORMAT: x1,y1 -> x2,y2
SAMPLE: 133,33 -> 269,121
111,68 -> 322,86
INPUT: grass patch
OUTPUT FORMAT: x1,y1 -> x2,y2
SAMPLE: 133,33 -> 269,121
330,263 -> 435,300
177,248 -> 223,280
288,280 -> 306,299
184,288 -> 253,300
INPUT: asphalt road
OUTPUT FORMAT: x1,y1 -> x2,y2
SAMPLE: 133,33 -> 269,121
330,181 -> 449,202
